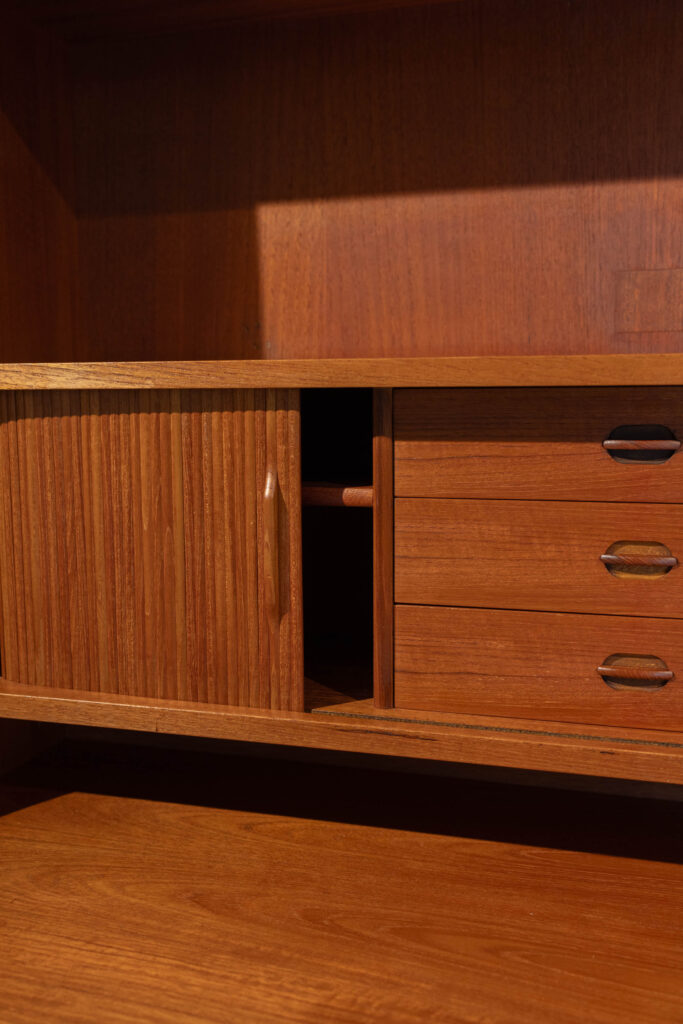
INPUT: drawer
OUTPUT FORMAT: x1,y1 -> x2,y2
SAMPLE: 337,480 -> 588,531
394,605 -> 683,729
395,497 -> 683,617
394,387 -> 683,502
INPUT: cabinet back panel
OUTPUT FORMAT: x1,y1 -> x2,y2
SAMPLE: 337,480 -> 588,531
0,390 -> 302,709
17,0 -> 460,34
0,19 -> 76,362
67,0 -> 682,360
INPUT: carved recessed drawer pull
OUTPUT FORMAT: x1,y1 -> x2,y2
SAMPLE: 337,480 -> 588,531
603,439 -> 681,451
603,425 -> 681,464
600,541 -> 677,578
597,655 -> 673,690
600,553 -> 677,567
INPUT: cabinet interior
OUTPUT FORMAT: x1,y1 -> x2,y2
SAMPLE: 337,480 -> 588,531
2,0 -> 680,364
300,390 -> 375,707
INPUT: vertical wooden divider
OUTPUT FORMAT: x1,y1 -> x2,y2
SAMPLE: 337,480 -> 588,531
284,388 -> 304,712
373,389 -> 394,708
263,389 -> 278,709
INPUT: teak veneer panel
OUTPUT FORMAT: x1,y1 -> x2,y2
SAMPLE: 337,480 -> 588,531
395,605 -> 683,730
3,1 -> 682,364
17,0 -> 460,34
0,389 -> 302,709
9,355 -> 683,390
394,387 -> 683,502
4,745 -> 683,1024
63,0 -> 682,361
395,497 -> 683,618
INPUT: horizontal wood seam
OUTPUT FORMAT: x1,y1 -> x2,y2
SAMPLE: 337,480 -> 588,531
393,601 -> 683,623
310,709 -> 683,749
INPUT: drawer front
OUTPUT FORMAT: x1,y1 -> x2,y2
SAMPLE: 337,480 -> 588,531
395,497 -> 683,617
394,605 -> 683,729
394,387 -> 683,502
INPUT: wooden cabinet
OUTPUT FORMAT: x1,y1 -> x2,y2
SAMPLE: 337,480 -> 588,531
2,369 -> 683,784
1,0 -> 683,786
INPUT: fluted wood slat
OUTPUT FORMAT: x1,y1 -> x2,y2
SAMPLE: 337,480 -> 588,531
0,389 -> 302,710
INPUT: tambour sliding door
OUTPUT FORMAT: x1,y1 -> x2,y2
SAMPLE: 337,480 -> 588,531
0,389 -> 303,711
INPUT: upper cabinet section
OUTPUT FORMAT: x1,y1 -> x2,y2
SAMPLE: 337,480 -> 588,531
1,0 -> 681,364
0,389 -> 303,709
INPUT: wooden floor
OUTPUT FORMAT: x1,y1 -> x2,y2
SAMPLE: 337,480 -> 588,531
1,740 -> 682,1024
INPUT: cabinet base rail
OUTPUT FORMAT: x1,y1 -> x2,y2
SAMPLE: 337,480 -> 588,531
1,679 -> 683,785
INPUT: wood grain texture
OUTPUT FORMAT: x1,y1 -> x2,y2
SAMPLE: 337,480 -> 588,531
395,497 -> 683,618
395,387 -> 683,502
0,389 -> 302,709
0,18 -> 76,364
10,355 -> 683,390
395,604 -> 683,730
616,270 -> 683,334
3,0 -> 682,364
4,678 -> 683,783
16,0 -> 461,34
3,741 -> 683,1024
62,0 -> 682,361
373,389 -> 393,708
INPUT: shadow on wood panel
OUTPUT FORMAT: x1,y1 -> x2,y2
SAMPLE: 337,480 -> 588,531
1,1 -> 681,360
67,0 -> 682,216
5,1 -> 681,214
3,739 -> 683,864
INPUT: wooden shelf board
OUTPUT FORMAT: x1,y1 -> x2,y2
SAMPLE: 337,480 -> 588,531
1,678 -> 683,784
5,740 -> 683,1024
3,354 -> 683,390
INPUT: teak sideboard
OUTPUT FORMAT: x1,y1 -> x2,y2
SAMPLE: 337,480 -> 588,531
1,0 -> 682,786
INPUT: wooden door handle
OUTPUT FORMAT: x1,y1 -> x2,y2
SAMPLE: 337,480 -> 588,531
264,464 -> 279,631
597,663 -> 673,685
600,553 -> 678,568
602,439 -> 681,452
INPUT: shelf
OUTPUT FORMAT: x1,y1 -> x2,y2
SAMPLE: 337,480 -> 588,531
1,678 -> 683,784
4,355 -> 683,390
